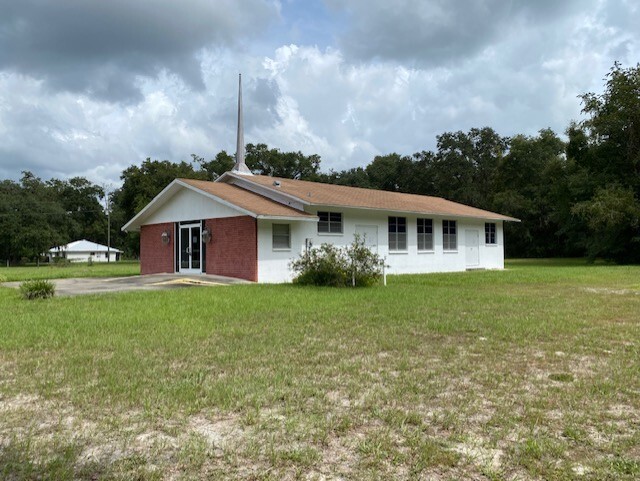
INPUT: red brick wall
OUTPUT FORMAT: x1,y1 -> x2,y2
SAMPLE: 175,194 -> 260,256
205,216 -> 257,282
140,222 -> 175,275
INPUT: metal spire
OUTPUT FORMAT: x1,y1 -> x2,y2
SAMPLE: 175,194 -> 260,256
232,73 -> 252,175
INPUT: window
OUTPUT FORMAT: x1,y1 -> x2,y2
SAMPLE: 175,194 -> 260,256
417,218 -> 433,251
388,216 -> 407,251
485,223 -> 496,244
443,220 -> 457,250
272,224 -> 291,249
318,211 -> 343,234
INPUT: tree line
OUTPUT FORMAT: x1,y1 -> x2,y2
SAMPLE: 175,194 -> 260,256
1,63 -> 638,264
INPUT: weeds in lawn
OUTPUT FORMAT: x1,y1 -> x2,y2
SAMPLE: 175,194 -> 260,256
0,260 -> 639,479
19,279 -> 55,300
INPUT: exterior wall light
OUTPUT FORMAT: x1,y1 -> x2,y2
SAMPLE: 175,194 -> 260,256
201,227 -> 212,244
161,230 -> 171,245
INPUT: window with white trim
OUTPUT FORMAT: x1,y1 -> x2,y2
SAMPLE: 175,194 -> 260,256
318,211 -> 343,234
442,220 -> 457,250
272,224 -> 291,249
417,218 -> 433,251
388,216 -> 407,251
485,223 -> 497,244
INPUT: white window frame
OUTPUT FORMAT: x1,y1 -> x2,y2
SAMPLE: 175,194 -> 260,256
485,222 -> 497,245
388,216 -> 407,252
443,220 -> 457,251
272,223 -> 291,250
417,218 -> 434,251
317,211 -> 343,234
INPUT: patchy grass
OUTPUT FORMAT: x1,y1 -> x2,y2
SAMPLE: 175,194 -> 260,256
0,260 -> 639,479
0,261 -> 140,282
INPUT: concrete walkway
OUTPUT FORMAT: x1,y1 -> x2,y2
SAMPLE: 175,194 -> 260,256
4,273 -> 250,297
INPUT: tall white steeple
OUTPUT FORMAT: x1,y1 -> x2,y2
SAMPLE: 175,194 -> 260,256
232,73 -> 252,175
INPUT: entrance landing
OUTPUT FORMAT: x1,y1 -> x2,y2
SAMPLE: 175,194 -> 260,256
3,273 -> 250,297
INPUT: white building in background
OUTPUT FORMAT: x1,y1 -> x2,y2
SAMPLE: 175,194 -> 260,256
48,239 -> 122,263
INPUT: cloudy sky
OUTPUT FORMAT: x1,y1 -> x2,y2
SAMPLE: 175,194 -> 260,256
0,0 -> 638,185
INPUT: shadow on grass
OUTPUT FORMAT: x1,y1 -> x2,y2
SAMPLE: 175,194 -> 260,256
0,438 -> 158,481
504,257 -> 631,268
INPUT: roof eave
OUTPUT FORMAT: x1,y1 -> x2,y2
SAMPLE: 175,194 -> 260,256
256,214 -> 318,222
221,174 -> 519,222
302,202 -> 520,222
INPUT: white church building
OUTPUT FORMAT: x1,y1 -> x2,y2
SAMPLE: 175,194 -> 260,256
123,76 -> 519,283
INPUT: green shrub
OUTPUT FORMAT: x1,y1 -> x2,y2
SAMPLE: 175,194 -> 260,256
345,235 -> 387,287
53,257 -> 71,266
291,235 -> 385,287
292,243 -> 348,287
19,279 -> 56,300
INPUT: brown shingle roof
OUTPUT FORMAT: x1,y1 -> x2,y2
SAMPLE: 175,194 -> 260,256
239,175 -> 519,221
179,179 -> 314,218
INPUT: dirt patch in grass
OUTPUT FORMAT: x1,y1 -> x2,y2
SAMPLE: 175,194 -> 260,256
583,287 -> 640,295
189,415 -> 243,450
453,436 -> 504,471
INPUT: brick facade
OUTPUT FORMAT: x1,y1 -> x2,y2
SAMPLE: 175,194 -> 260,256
205,216 -> 258,282
140,222 -> 175,275
139,217 -> 257,281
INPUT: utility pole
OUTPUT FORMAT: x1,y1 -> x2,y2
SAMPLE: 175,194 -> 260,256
101,185 -> 113,264
106,189 -> 111,263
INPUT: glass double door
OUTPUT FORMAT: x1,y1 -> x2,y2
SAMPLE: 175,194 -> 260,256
179,223 -> 201,273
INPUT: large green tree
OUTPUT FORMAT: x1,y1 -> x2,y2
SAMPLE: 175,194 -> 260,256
245,143 -> 322,180
0,180 -> 22,264
47,177 -> 107,244
0,173 -> 110,264
430,127 -> 508,209
196,151 -> 234,180
197,144 -> 323,180
493,129 -> 567,257
568,63 -> 640,261
365,153 -> 415,192
0,173 -> 67,263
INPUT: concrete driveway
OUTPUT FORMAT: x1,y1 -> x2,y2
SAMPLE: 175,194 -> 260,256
4,273 -> 250,297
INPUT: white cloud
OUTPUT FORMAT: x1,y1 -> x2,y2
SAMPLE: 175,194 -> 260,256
0,0 -> 280,101
0,0 -> 638,186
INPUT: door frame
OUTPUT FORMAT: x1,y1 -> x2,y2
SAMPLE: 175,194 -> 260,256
465,229 -> 480,268
178,222 -> 202,274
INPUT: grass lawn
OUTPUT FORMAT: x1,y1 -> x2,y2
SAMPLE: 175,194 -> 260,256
0,261 -> 140,282
0,260 -> 638,480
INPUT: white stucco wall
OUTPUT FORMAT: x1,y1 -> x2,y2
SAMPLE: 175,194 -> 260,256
51,251 -> 120,263
145,188 -> 243,225
256,219 -> 313,283
257,207 -> 505,283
